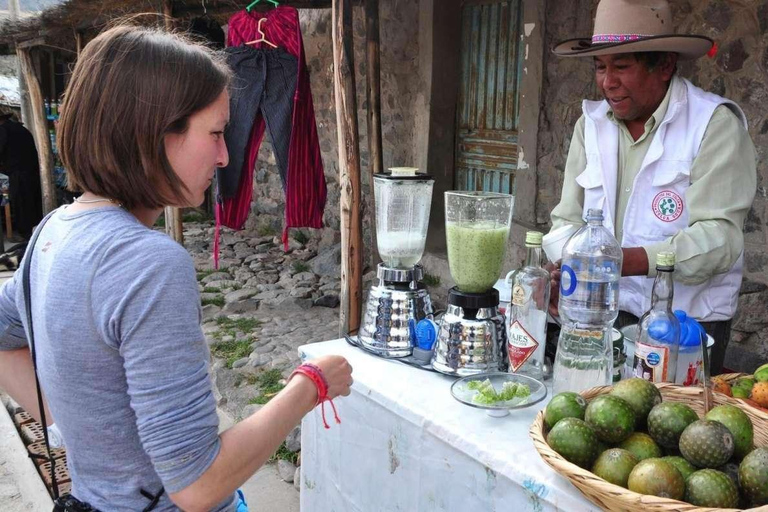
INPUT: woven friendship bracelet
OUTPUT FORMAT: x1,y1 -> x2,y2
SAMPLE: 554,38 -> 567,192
290,364 -> 341,429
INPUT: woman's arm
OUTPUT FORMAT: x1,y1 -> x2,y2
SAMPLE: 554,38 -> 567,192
170,355 -> 351,511
0,347 -> 53,424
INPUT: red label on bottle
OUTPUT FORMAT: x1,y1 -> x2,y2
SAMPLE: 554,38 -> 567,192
508,320 -> 539,372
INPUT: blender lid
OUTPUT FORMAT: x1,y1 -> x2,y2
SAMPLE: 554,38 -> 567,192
375,168 -> 434,181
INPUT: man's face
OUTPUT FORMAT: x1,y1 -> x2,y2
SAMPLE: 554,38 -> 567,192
594,53 -> 675,123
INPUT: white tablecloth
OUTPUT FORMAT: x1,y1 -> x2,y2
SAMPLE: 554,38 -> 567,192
298,339 -> 598,511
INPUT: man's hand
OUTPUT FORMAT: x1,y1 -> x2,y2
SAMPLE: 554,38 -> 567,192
622,247 -> 650,277
544,261 -> 561,318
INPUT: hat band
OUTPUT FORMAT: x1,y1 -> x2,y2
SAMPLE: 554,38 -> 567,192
592,33 -> 653,44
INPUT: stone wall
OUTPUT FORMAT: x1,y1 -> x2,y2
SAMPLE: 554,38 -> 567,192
243,2 -> 427,268
537,0 -> 768,372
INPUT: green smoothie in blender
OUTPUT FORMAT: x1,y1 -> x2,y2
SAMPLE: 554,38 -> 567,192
446,222 -> 510,293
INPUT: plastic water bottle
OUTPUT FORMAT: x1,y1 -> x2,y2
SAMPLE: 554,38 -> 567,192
553,209 -> 623,394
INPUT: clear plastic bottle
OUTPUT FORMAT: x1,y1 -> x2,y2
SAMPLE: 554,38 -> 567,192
506,231 -> 550,380
553,209 -> 623,394
634,251 -> 681,383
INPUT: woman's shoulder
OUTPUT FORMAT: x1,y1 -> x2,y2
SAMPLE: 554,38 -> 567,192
68,210 -> 195,276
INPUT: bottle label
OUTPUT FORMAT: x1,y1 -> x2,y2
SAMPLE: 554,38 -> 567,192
507,320 -> 539,372
511,284 -> 526,306
633,342 -> 669,383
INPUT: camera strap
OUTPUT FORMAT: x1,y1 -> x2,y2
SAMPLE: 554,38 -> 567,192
21,212 -> 59,499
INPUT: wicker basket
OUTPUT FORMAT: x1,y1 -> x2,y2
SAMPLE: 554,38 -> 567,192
715,373 -> 768,414
529,383 -> 768,512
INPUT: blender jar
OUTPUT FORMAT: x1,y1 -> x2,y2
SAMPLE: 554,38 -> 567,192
374,168 -> 434,269
445,191 -> 514,293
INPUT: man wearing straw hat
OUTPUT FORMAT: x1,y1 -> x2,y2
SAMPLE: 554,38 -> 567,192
548,0 -> 757,374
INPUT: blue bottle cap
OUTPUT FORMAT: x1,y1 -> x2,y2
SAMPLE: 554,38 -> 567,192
647,318 -> 678,344
674,310 -> 705,347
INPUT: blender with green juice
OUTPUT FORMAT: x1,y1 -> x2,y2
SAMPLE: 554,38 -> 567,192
432,192 -> 514,376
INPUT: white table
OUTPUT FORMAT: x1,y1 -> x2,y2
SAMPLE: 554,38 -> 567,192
298,339 -> 598,511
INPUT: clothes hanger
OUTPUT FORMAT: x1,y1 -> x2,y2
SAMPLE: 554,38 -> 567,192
245,0 -> 279,12
245,17 -> 277,48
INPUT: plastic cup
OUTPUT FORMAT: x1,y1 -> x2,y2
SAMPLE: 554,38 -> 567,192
542,224 -> 579,263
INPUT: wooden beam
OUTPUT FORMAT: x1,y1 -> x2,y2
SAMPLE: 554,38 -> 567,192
17,47 -> 56,214
364,0 -> 383,269
47,50 -> 55,100
162,0 -> 184,246
333,0 -> 363,336
364,0 -> 383,177
75,31 -> 83,56
16,37 -> 46,50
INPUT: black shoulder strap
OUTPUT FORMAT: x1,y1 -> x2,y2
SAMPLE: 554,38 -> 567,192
21,212 -> 59,499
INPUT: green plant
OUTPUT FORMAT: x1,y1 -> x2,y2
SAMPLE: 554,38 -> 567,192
247,369 -> 286,404
269,441 -> 299,465
423,273 -> 441,287
182,210 -> 212,223
292,230 -> 310,245
257,223 -> 278,237
292,261 -> 310,274
234,373 -> 260,387
202,286 -> 220,293
216,317 -> 261,333
232,283 -> 242,291
196,269 -> 218,281
210,339 -> 252,368
154,214 -> 165,228
201,296 -> 225,307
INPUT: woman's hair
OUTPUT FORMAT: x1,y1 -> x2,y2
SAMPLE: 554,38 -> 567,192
58,24 -> 231,210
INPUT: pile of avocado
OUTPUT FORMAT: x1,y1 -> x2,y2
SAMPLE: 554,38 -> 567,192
544,378 -> 768,508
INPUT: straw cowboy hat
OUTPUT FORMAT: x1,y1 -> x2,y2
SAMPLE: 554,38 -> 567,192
553,0 -> 715,60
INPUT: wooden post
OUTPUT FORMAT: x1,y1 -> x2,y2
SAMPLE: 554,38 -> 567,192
162,0 -> 184,245
47,50 -> 55,99
4,203 -> 12,238
333,0 -> 363,335
365,0 -> 383,177
17,47 -> 56,214
364,0 -> 383,269
75,31 -> 83,56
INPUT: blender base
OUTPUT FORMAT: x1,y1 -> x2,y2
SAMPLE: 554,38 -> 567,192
359,264 -> 434,359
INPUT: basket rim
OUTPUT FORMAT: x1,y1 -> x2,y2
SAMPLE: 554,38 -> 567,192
529,383 -> 768,512
713,373 -> 768,415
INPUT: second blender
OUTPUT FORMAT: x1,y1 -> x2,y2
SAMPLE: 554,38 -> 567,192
432,191 -> 514,376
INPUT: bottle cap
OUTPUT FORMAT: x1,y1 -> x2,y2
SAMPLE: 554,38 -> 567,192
525,231 -> 543,247
674,310 -> 705,347
647,318 -> 679,343
657,251 -> 676,268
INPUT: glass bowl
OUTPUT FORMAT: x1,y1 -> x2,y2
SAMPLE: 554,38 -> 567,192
451,372 -> 548,417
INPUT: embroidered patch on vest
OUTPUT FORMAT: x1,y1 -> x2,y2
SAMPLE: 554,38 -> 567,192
652,191 -> 684,222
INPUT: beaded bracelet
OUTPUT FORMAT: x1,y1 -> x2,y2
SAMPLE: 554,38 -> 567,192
290,363 -> 341,429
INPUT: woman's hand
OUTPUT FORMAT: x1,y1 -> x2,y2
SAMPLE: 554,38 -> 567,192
307,355 -> 353,400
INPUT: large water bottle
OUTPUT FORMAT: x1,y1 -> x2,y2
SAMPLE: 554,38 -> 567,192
553,209 -> 623,394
